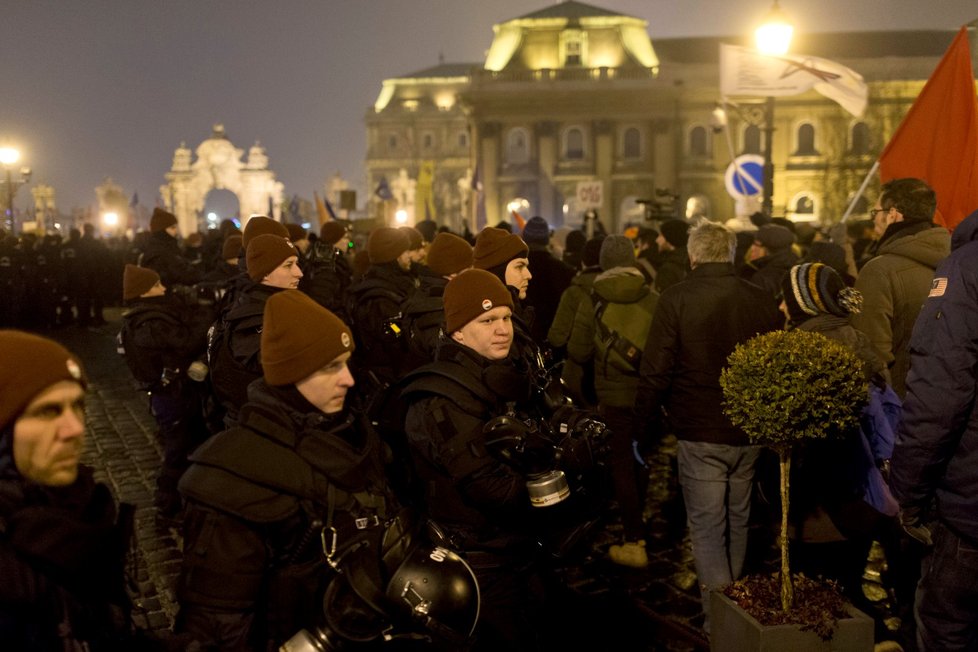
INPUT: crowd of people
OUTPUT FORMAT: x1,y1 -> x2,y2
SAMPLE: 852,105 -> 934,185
1,175 -> 976,651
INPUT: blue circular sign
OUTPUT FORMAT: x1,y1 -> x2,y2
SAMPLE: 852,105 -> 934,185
724,155 -> 765,198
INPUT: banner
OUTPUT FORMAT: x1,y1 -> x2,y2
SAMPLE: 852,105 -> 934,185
720,43 -> 868,117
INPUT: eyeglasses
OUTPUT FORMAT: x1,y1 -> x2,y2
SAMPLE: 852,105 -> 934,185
869,207 -> 889,219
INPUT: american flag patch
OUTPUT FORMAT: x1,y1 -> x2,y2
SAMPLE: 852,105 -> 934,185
929,277 -> 948,297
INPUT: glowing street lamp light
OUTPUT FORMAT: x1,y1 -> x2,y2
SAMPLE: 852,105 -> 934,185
755,1 -> 794,55
754,1 -> 793,217
0,146 -> 31,233
103,211 -> 119,228
394,208 -> 408,224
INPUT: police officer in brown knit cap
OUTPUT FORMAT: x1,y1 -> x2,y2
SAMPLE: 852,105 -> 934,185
208,235 -> 302,428
397,232 -> 475,371
0,330 -> 144,647
299,221 -> 355,322
176,291 -> 409,650
119,263 -> 215,517
346,227 -> 418,386
401,269 -> 588,648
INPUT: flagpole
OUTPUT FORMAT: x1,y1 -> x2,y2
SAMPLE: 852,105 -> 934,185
840,160 -> 879,223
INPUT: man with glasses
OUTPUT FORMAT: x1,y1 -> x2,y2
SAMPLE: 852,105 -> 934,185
852,177 -> 950,397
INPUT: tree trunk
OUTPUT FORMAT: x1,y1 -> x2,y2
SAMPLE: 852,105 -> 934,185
779,448 -> 793,613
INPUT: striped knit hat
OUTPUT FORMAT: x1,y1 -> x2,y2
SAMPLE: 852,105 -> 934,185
782,262 -> 862,324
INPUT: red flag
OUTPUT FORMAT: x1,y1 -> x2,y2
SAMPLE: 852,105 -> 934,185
879,26 -> 978,231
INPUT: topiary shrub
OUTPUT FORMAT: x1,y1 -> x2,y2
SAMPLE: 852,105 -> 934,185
720,329 -> 867,614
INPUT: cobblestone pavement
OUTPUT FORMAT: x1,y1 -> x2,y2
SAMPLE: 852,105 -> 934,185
44,310 -> 905,651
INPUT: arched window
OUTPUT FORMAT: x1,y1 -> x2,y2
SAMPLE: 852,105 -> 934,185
689,126 -> 709,157
622,127 -> 642,159
506,128 -> 530,165
564,127 -> 585,160
458,131 -> 469,149
795,123 -> 818,156
422,133 -> 434,150
743,125 -> 761,154
794,194 -> 814,214
388,134 -> 398,151
850,122 -> 870,155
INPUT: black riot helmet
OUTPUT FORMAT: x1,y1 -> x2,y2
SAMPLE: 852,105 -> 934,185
385,544 -> 481,644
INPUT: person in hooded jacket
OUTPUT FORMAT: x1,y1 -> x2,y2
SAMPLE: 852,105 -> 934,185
567,235 -> 658,568
176,290 -> 407,651
852,177 -> 951,397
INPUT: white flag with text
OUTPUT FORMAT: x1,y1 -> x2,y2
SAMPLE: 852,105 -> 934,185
720,44 -> 868,117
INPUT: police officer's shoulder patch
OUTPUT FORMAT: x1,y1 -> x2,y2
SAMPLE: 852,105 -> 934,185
929,277 -> 948,298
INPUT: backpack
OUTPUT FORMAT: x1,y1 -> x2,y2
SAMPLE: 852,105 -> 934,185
207,301 -> 266,414
590,288 -> 655,375
118,305 -> 184,390
399,293 -> 445,370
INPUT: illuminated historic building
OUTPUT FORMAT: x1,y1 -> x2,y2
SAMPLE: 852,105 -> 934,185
365,0 -> 971,232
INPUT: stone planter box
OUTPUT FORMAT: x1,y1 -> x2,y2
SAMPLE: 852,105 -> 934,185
710,591 -> 874,652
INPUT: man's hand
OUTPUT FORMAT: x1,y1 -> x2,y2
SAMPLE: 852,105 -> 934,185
899,505 -> 934,547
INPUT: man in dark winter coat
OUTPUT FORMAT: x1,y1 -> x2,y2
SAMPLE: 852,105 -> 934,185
119,264 -> 214,518
890,208 -> 978,652
346,227 -> 416,388
175,291 -> 416,650
139,208 -> 204,290
521,216 -> 574,346
0,331 -> 140,650
636,222 -> 782,634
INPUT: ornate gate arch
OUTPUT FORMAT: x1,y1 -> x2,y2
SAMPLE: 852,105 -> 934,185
160,124 -> 284,235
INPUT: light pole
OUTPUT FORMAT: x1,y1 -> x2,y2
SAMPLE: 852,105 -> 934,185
0,146 -> 32,234
755,1 -> 793,217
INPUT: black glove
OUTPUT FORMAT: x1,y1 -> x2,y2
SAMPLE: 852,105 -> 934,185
899,505 -> 933,547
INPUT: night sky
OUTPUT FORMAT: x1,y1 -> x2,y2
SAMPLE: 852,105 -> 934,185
2,0 -> 975,216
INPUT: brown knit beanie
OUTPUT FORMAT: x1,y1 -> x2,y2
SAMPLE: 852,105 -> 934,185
472,227 -> 528,270
399,226 -> 424,250
0,330 -> 86,432
367,227 -> 410,264
150,208 -> 178,233
123,264 -> 161,301
261,290 -> 355,386
242,215 -> 289,250
443,269 -> 514,334
426,232 -> 473,277
222,234 -> 243,260
246,234 -> 298,281
285,223 -> 307,243
320,221 -> 348,245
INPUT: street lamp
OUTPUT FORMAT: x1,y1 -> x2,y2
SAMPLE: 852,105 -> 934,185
0,146 -> 32,234
754,1 -> 793,217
